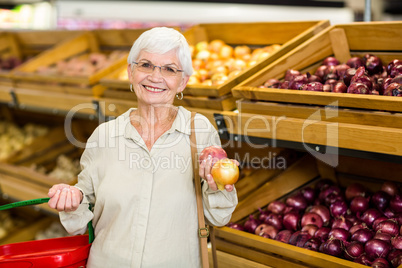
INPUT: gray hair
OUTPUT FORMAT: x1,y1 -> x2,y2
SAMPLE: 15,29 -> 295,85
127,27 -> 193,76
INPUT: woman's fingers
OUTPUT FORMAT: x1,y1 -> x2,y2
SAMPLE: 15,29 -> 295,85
48,184 -> 81,212
206,174 -> 218,191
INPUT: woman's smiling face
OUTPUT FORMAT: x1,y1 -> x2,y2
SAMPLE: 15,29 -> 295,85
127,49 -> 189,107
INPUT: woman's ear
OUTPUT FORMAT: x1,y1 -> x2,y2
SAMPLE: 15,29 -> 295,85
177,75 -> 190,93
127,64 -> 133,83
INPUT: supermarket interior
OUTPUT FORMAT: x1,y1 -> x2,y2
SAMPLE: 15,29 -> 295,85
0,0 -> 401,267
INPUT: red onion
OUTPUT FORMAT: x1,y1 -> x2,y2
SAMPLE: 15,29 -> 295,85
344,241 -> 365,260
365,54 -> 383,75
285,69 -> 300,81
329,228 -> 350,242
303,237 -> 322,251
306,72 -> 322,83
330,200 -> 348,218
371,258 -> 390,268
258,208 -> 270,222
387,59 -> 402,75
227,222 -> 245,231
325,192 -> 345,206
384,82 -> 402,96
300,187 -> 315,204
347,82 -> 370,94
361,208 -> 383,228
388,249 -> 402,265
384,209 -> 395,219
335,64 -> 350,78
381,181 -> 399,196
315,179 -> 334,191
301,224 -> 319,237
264,78 -> 281,88
391,254 -> 402,267
343,68 -> 357,86
275,230 -> 293,244
309,205 -> 331,226
314,227 -> 331,242
301,82 -> 324,91
319,185 -> 341,202
351,228 -> 375,243
332,216 -> 353,231
314,65 -> 329,79
344,214 -> 360,225
301,212 -> 324,228
289,75 -> 308,90
375,219 -> 400,236
244,215 -> 260,233
255,224 -> 278,239
286,193 -> 308,211
280,81 -> 290,89
275,229 -> 293,243
332,82 -> 347,93
267,200 -> 286,214
347,57 -> 365,69
374,232 -> 393,242
320,238 -> 344,257
264,213 -> 283,230
354,254 -> 373,266
390,194 -> 402,213
372,191 -> 392,212
391,214 -> 402,225
351,66 -> 373,89
373,217 -> 389,231
283,211 -> 301,231
323,56 -> 340,66
289,231 -> 311,247
350,196 -> 370,213
345,183 -> 367,201
391,236 -> 402,250
350,223 -> 368,235
365,239 -> 392,260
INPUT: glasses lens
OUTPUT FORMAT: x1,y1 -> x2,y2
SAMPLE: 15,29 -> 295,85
137,62 -> 154,72
161,66 -> 178,76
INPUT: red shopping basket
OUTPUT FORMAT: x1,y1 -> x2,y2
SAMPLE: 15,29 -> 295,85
0,198 -> 94,268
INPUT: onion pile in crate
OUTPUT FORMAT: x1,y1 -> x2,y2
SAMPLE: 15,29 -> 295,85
227,179 -> 402,267
260,55 -> 402,96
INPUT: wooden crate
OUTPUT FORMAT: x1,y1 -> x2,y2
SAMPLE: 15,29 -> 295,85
215,153 -> 402,267
11,29 -> 152,97
183,21 -> 329,98
0,30 -> 83,87
232,21 -> 402,114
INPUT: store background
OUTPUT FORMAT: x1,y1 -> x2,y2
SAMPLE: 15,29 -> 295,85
0,0 -> 401,30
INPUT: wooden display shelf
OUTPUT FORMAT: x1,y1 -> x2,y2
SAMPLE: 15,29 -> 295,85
0,30 -> 83,87
214,110 -> 402,158
0,85 -> 12,103
14,88 -> 96,115
11,29 -> 151,97
232,21 -> 402,113
215,154 -> 402,267
182,21 -> 330,98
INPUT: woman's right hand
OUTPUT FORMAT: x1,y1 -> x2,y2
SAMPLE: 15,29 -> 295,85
48,184 -> 83,212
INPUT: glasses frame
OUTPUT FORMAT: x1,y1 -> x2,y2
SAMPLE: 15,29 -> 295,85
132,61 -> 184,77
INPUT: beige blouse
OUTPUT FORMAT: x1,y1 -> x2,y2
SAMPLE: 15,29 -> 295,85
60,106 -> 238,268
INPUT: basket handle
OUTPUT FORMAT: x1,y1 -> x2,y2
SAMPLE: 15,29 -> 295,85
0,197 -> 94,244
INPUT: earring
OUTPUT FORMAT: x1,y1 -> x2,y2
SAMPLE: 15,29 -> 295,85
176,92 -> 184,100
130,84 -> 133,92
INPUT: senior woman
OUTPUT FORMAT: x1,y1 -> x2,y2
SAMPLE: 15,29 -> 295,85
48,27 -> 238,268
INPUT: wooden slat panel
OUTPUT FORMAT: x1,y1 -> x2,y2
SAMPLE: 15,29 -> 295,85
217,111 -> 402,157
329,28 -> 351,63
215,227 -> 367,268
216,239 -> 307,268
232,87 -> 402,113
14,89 -> 96,115
238,100 -> 402,129
0,86 -> 12,102
209,248 -> 272,268
174,95 -> 237,111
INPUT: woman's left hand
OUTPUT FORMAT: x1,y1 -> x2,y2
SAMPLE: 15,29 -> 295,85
199,155 -> 239,192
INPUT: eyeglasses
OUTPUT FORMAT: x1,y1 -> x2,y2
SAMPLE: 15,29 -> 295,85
132,61 -> 184,77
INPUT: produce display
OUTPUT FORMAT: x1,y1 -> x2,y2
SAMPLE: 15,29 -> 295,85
0,121 -> 49,161
35,221 -> 69,240
228,179 -> 402,267
260,55 -> 402,97
35,51 -> 127,77
199,146 -> 239,190
187,40 -> 281,86
32,154 -> 81,184
0,54 -> 23,71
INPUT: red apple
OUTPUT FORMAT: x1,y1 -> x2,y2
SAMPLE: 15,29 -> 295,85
199,145 -> 227,165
